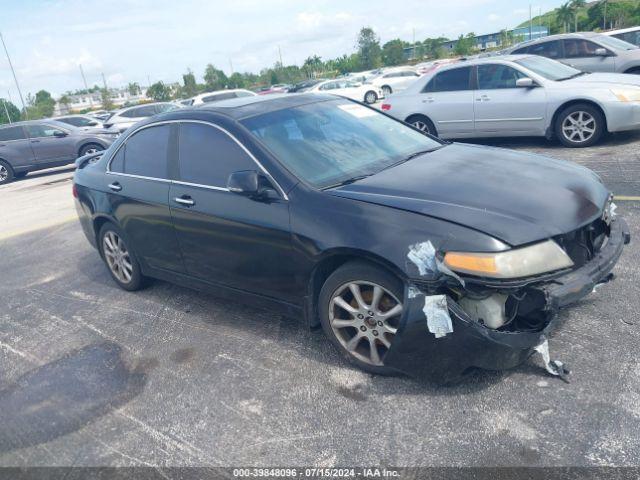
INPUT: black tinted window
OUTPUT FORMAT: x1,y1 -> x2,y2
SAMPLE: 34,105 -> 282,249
0,126 -> 26,141
202,92 -> 236,103
563,39 -> 604,58
27,124 -> 66,138
109,145 -> 125,172
424,67 -> 471,92
122,125 -> 170,177
478,64 -> 527,89
178,123 -> 255,187
528,40 -> 562,59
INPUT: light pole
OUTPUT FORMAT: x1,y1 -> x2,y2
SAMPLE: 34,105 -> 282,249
0,31 -> 27,118
79,64 -> 93,108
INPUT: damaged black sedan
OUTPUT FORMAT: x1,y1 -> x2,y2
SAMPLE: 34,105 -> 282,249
73,93 -> 630,383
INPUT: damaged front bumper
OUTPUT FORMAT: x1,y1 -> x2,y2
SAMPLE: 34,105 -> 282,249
384,217 -> 631,383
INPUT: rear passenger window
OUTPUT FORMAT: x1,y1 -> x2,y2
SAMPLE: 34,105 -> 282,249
118,125 -> 170,178
178,123 -> 255,187
528,40 -> 562,59
0,126 -> 26,141
423,67 -> 471,92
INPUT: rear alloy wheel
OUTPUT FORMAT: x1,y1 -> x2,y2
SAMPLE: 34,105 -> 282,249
382,85 -> 392,97
319,262 -> 404,375
98,223 -> 146,291
79,143 -> 104,157
555,104 -> 604,147
0,160 -> 14,185
407,115 -> 437,136
364,91 -> 378,104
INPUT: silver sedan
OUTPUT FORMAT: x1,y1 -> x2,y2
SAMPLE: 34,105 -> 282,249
381,55 -> 640,147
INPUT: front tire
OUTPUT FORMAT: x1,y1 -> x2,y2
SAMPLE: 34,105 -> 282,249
319,261 -> 404,375
0,160 -> 15,185
364,91 -> 378,104
98,222 -> 147,291
555,103 -> 604,148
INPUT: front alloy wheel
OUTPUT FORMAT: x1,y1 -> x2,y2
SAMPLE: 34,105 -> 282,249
555,103 -> 604,147
329,281 -> 402,367
364,91 -> 377,104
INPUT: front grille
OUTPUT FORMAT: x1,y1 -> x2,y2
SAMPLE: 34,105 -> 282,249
554,217 -> 609,269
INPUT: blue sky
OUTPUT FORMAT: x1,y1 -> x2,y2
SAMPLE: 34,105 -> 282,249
0,0 -> 564,100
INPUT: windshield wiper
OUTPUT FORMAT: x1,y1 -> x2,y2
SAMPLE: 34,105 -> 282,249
322,174 -> 374,190
381,146 -> 444,171
558,72 -> 588,81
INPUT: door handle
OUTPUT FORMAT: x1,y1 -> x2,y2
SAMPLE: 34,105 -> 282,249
108,182 -> 122,192
174,195 -> 195,207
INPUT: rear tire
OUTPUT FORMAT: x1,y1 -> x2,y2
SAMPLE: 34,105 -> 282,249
406,114 -> 437,137
382,85 -> 392,96
0,160 -> 14,185
98,222 -> 147,291
79,143 -> 105,157
319,261 -> 404,375
554,103 -> 604,148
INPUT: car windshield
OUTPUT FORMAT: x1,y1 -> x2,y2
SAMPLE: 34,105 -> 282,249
241,99 -> 442,189
514,56 -> 582,81
597,35 -> 638,51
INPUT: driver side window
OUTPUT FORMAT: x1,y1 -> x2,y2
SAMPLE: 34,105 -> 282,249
477,64 -> 528,89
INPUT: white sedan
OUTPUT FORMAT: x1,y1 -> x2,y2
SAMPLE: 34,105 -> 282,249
382,54 -> 640,147
369,68 -> 421,96
307,79 -> 384,104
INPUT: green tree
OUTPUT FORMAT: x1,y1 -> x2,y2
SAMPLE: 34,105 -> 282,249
100,88 -> 114,110
203,64 -> 228,91
382,39 -> 406,66
24,90 -> 55,119
181,70 -> 198,97
147,81 -> 172,101
454,33 -> 476,56
127,82 -> 142,96
0,98 -> 20,124
356,27 -> 382,70
303,55 -> 323,77
571,0 -> 586,31
499,29 -> 514,48
228,72 -> 246,88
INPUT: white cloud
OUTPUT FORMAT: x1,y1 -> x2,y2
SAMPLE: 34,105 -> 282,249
488,13 -> 500,22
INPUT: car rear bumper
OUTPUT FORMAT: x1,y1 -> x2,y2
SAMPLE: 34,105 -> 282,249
384,217 -> 630,383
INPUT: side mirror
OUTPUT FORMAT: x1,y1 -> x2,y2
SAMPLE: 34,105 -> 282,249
88,121 -> 99,126
227,170 -> 279,200
53,130 -> 68,137
595,48 -> 609,57
515,77 -> 535,88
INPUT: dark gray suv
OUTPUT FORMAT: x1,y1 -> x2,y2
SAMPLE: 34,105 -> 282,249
0,120 -> 119,184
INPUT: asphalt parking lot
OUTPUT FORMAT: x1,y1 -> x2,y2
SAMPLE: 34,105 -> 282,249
0,133 -> 639,468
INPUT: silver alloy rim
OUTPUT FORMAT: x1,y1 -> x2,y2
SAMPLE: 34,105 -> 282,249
562,111 -> 596,143
383,86 -> 391,95
329,281 -> 403,366
412,120 -> 429,133
84,147 -> 101,155
0,165 -> 8,182
365,92 -> 376,104
102,231 -> 134,284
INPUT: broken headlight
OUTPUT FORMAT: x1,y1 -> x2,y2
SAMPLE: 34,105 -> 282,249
443,240 -> 574,279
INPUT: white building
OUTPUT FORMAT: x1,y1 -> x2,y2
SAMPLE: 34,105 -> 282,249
54,87 -> 149,115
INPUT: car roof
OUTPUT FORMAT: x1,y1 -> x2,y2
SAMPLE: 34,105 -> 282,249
192,89 -> 254,100
433,54 -> 532,71
0,119 -> 77,128
512,31 -> 602,49
193,93 -> 337,120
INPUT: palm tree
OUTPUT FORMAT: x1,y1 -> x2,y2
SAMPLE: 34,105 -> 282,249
557,2 -> 573,32
571,0 -> 586,32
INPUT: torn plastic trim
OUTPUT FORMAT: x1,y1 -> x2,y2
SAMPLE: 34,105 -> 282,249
423,294 -> 453,338
407,240 -> 465,287
533,338 -> 570,383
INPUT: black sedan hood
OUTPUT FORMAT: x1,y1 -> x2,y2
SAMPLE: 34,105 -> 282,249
328,143 -> 609,246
